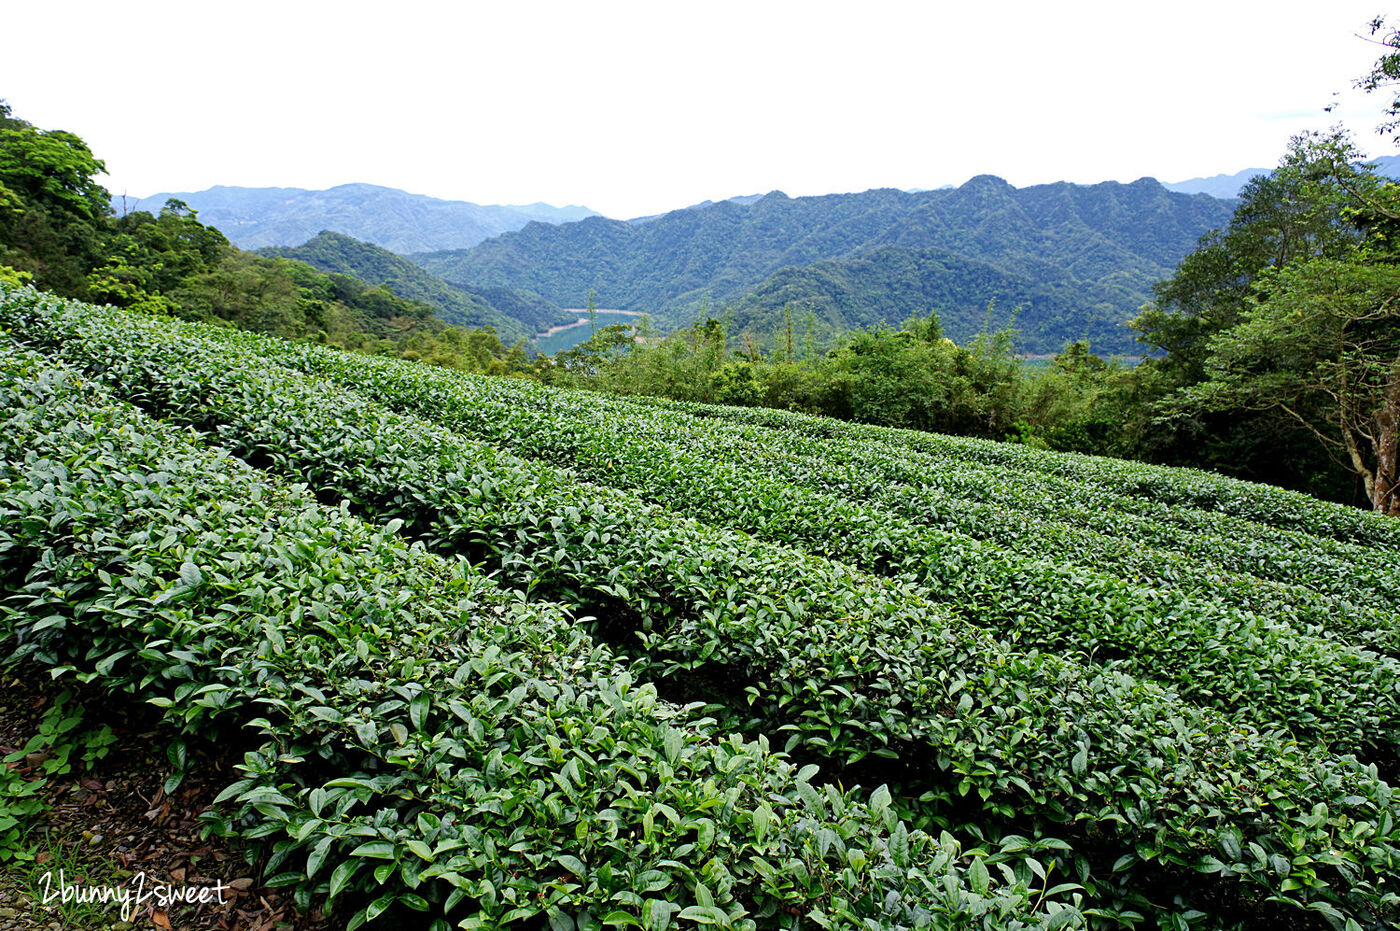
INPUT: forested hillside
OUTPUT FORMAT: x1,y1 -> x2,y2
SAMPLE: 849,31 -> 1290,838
261,231 -> 568,342
413,177 -> 1235,353
724,245 -> 1135,354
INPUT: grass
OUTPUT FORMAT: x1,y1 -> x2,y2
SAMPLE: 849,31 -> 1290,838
4,829 -> 119,929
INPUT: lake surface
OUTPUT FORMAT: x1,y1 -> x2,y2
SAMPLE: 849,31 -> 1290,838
533,310 -> 643,355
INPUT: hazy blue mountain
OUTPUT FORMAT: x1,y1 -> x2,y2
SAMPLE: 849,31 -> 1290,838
628,193 -> 765,224
1373,154 -> 1400,178
411,176 -> 1236,354
506,202 -> 601,225
117,184 -> 599,253
261,231 -> 567,343
1165,155 -> 1400,198
1163,168 -> 1269,199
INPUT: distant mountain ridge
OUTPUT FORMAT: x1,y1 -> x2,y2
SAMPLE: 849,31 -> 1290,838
1165,154 -> 1400,198
1163,169 -> 1267,199
411,176 -> 1237,354
118,184 -> 598,253
628,193 -> 765,224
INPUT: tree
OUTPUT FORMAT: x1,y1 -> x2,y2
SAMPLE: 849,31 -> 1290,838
1123,132 -> 1390,502
0,102 -> 109,225
812,312 -> 1025,437
1133,132 -> 1378,383
87,200 -> 231,307
1151,126 -> 1400,514
551,322 -> 637,380
1144,27 -> 1400,515
1356,16 -> 1400,141
1176,252 -> 1399,514
0,101 -> 111,295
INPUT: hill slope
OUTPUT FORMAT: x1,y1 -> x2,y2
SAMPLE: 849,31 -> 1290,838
261,231 -> 567,342
120,183 -> 598,253
6,282 -> 1400,929
412,176 -> 1236,353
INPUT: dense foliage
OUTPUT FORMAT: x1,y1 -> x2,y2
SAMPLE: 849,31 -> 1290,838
1139,131 -> 1400,514
0,101 -> 110,297
722,244 -> 1135,355
537,313 -> 1179,483
541,314 -> 1052,442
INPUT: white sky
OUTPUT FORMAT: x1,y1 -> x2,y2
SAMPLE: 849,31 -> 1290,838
3,1 -> 1396,219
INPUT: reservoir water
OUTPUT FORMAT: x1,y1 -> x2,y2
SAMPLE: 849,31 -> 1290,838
533,310 -> 644,355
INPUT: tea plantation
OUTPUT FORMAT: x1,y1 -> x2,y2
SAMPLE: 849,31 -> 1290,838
1,281 -> 1397,930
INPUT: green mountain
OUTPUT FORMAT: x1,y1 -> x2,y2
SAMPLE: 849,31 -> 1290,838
121,184 -> 598,253
728,244 -> 1136,352
261,231 -> 566,343
411,176 -> 1236,354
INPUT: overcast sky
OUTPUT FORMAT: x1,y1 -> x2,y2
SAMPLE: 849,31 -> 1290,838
3,1 -> 1396,218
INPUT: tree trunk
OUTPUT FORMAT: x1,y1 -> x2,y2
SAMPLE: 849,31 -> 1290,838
1374,361 -> 1400,516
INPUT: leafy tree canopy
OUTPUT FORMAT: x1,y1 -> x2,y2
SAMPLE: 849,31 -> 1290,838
0,101 -> 109,225
0,100 -> 111,294
1170,172 -> 1400,515
1357,15 -> 1400,140
1134,131 -> 1381,381
1145,86 -> 1400,514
